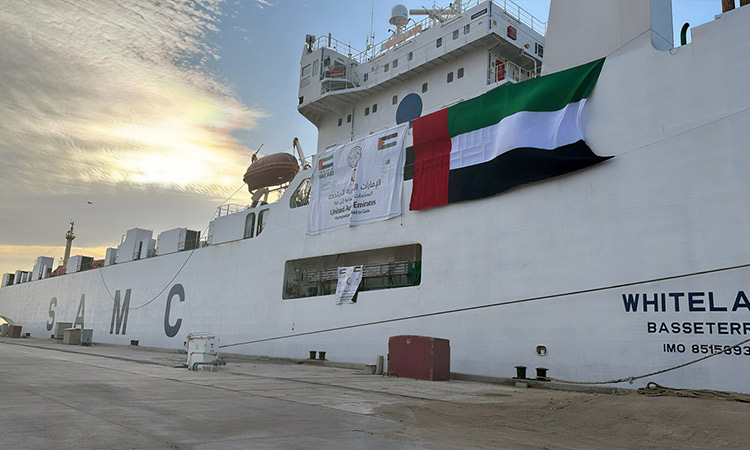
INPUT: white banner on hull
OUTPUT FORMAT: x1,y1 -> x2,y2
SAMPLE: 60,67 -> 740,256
335,265 -> 363,304
307,123 -> 407,234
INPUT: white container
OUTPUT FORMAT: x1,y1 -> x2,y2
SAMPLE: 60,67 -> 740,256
63,328 -> 81,345
55,322 -> 73,339
186,333 -> 219,370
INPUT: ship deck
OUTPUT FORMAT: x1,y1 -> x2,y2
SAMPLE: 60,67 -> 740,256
1,337 -> 749,449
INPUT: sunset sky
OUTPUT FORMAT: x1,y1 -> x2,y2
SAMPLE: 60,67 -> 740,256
0,0 -> 720,277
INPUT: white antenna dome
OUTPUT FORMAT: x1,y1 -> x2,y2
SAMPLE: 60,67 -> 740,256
389,4 -> 409,27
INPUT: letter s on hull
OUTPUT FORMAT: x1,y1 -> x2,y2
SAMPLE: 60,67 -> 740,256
164,284 -> 184,338
47,297 -> 57,331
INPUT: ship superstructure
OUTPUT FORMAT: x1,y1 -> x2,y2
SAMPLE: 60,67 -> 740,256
298,1 -> 544,152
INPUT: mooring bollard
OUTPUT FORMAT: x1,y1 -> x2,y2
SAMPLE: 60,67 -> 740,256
309,350 -> 317,360
514,365 -> 527,379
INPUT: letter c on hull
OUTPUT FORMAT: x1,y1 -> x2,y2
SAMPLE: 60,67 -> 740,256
164,284 -> 184,338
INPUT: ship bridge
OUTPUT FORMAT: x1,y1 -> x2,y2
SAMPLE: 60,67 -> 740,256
297,0 -> 545,152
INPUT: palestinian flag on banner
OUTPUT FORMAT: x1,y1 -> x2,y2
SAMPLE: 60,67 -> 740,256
409,58 -> 610,211
378,132 -> 399,150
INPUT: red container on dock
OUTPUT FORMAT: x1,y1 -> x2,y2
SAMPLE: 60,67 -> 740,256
387,335 -> 450,381
8,325 -> 22,338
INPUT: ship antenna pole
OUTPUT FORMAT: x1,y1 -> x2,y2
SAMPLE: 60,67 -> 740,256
369,0 -> 374,58
63,220 -> 75,266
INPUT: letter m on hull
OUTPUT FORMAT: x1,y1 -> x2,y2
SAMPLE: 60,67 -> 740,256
110,289 -> 131,335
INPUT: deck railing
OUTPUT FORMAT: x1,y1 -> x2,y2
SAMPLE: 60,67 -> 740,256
311,0 -> 546,64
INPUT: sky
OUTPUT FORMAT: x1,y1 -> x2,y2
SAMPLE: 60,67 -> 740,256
0,0 -> 722,277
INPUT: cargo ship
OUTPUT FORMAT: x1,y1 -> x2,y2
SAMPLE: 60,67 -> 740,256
2,0 -> 750,393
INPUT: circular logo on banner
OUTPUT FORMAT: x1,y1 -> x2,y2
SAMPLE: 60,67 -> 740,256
347,146 -> 362,168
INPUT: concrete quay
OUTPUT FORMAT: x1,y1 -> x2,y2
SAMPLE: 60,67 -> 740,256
1,337 -> 748,449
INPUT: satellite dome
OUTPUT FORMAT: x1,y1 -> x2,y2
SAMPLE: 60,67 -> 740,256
389,4 -> 409,27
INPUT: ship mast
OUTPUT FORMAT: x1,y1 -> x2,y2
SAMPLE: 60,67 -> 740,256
63,221 -> 75,266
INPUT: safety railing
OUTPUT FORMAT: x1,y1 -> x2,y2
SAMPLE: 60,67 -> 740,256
488,59 -> 538,85
312,0 -> 546,64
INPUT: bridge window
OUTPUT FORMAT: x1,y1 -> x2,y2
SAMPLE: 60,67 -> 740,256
407,52 -> 413,61
338,118 -> 342,126
457,67 -> 464,79
447,72 -> 453,83
365,106 -> 370,116
422,82 -> 428,93
464,24 -> 470,34
372,103 -> 378,113
300,63 -> 311,88
347,114 -> 352,123
384,63 -> 389,73
453,30 -> 459,40
290,178 -> 311,208
392,95 -> 398,105
393,59 -> 398,69
257,209 -> 269,236
436,37 -> 442,48
244,213 -> 256,239
364,73 -> 369,82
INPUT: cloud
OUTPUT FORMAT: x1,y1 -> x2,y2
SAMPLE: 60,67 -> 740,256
256,0 -> 274,9
0,0 -> 264,198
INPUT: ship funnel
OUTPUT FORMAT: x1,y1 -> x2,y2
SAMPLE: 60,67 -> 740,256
389,4 -> 409,27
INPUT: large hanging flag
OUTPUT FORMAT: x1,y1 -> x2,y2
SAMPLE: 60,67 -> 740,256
409,58 -> 610,210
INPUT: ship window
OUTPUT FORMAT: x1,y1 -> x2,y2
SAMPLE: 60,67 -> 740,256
372,103 -> 377,113
464,24 -> 470,34
393,59 -> 398,69
244,213 -> 256,239
453,30 -> 459,40
257,209 -> 269,236
447,72 -> 453,83
312,60 -> 319,78
422,82 -> 428,93
365,106 -> 370,116
384,63 -> 389,72
338,118 -> 342,126
300,63 -> 311,88
457,67 -> 464,78
436,37 -> 442,48
282,244 -> 422,299
392,95 -> 398,105
347,114 -> 352,123
364,72 -> 369,82
290,178 -> 311,209
407,52 -> 413,61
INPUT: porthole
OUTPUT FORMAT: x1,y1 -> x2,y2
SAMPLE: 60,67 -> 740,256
536,345 -> 548,357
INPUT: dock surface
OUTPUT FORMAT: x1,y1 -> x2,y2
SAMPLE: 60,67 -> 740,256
1,337 -> 748,449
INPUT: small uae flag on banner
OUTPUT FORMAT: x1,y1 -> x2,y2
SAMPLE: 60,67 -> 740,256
409,58 -> 610,210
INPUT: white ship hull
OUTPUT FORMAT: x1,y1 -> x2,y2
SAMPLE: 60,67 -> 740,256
2,1 -> 750,393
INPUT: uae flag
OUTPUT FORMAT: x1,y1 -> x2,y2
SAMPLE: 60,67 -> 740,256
409,58 -> 610,210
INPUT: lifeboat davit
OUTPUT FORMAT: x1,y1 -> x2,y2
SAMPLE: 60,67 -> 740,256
243,153 -> 300,192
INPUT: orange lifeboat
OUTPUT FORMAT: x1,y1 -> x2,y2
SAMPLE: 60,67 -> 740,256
243,153 -> 300,192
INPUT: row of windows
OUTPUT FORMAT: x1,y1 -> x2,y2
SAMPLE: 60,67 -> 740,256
337,83 -> 431,126
363,23 -> 472,83
447,67 -> 465,83
243,209 -> 270,239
